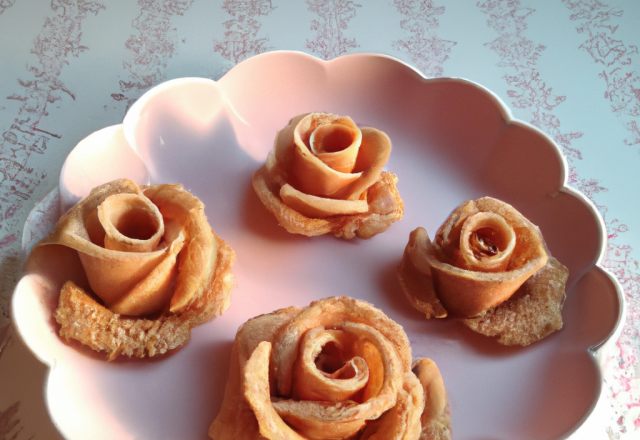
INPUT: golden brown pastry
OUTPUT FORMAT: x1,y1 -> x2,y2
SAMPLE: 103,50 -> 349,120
209,297 -> 451,440
253,113 -> 404,239
398,197 -> 568,346
24,179 -> 236,359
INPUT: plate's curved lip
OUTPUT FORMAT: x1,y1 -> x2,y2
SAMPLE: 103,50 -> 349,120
220,50 -> 517,124
9,50 -> 626,439
122,76 -> 220,147
11,182 -> 60,367
10,277 -> 54,368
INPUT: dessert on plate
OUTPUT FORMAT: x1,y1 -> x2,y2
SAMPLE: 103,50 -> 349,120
24,179 -> 236,359
398,197 -> 568,346
253,113 -> 404,239
210,296 -> 451,440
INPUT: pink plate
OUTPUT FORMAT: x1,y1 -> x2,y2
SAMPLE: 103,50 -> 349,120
12,52 -> 624,440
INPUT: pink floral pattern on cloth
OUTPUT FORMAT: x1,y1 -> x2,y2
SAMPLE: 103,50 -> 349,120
0,0 -> 15,15
112,0 -> 196,108
306,0 -> 361,59
213,0 -> 276,68
392,0 -> 456,77
0,0 -> 105,327
563,0 -> 640,147
0,402 -> 23,439
0,0 -> 638,438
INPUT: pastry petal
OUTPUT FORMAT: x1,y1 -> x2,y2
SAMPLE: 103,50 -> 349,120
334,126 -> 392,201
141,184 -> 219,313
254,167 -> 403,239
274,322 -> 404,439
398,228 -> 448,319
359,372 -> 425,440
110,234 -> 185,315
458,212 -> 516,272
280,183 -> 369,218
412,359 -> 452,440
243,341 -> 307,440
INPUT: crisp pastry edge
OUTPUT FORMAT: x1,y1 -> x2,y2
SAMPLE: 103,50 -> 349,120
252,165 -> 404,239
54,230 -> 236,359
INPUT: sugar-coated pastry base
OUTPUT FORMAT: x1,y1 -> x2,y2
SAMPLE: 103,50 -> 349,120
55,230 -> 236,360
399,247 -> 568,346
462,257 -> 568,346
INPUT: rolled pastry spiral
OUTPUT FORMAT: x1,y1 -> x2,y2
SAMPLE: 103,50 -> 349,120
24,179 -> 236,358
26,179 -> 228,316
210,297 -> 451,440
252,113 -> 404,239
398,197 -> 569,346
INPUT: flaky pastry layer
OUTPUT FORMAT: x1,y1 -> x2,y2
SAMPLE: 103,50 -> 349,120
55,230 -> 235,359
253,113 -> 404,239
253,167 -> 404,239
398,197 -> 568,346
25,179 -> 236,359
209,297 -> 451,440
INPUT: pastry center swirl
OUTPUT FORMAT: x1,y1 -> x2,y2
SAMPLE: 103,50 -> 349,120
112,208 -> 160,240
315,340 -> 349,375
310,124 -> 357,154
97,193 -> 164,253
471,228 -> 499,258
459,212 -> 516,272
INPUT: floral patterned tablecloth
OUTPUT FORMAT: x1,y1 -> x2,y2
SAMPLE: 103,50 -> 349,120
0,0 -> 638,438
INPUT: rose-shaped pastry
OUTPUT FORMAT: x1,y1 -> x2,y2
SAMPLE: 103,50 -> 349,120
209,297 -> 451,440
252,113 -> 404,239
24,179 -> 236,359
398,197 -> 568,346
